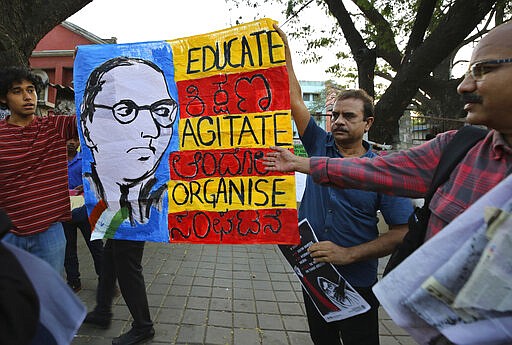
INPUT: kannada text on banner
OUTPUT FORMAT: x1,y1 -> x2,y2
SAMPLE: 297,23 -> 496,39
168,18 -> 299,244
73,18 -> 299,244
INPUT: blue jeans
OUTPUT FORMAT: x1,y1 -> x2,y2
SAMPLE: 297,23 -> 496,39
3,222 -> 66,274
63,205 -> 104,283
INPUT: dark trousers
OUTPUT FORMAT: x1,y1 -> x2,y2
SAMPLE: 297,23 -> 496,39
303,284 -> 380,345
63,205 -> 104,282
95,239 -> 153,331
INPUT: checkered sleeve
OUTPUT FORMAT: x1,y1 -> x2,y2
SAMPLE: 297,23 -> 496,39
310,131 -> 457,198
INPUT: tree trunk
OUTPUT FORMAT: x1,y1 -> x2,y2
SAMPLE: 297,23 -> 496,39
0,0 -> 92,66
356,48 -> 376,98
369,0 -> 496,145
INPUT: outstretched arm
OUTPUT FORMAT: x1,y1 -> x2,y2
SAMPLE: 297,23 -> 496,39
274,24 -> 310,136
263,145 -> 311,174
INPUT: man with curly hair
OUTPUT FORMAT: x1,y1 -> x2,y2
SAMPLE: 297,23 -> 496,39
0,66 -> 77,273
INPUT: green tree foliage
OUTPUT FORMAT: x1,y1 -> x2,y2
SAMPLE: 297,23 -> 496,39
228,0 -> 511,144
0,0 -> 92,66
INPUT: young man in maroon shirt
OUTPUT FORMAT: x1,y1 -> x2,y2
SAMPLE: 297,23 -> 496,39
0,66 -> 77,273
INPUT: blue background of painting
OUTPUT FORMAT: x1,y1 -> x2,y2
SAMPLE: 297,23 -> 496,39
73,41 -> 178,242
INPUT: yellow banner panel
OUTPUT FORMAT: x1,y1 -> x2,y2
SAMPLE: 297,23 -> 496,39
168,175 -> 296,212
179,110 -> 293,150
169,18 -> 285,81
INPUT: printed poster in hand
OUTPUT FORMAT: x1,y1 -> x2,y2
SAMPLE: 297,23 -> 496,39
280,219 -> 370,322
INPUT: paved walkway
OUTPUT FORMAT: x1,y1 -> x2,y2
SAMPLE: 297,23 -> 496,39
72,241 -> 417,345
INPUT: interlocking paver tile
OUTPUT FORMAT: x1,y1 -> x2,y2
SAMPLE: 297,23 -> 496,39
257,313 -> 284,330
233,312 -> 258,328
72,241 -> 417,344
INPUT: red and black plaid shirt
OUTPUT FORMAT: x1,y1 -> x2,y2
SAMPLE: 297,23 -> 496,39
311,129 -> 512,239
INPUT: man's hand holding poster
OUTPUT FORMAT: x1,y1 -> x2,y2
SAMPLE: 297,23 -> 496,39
74,18 -> 299,245
280,219 -> 370,322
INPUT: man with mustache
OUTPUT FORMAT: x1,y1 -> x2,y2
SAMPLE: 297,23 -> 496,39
275,27 -> 413,345
269,21 -> 512,241
268,22 -> 512,341
269,21 -> 512,344
0,66 -> 77,273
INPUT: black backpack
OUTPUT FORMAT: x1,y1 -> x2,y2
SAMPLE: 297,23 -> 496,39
382,126 -> 488,276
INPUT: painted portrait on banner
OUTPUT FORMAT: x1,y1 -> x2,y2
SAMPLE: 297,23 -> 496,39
74,18 -> 299,244
74,42 -> 178,242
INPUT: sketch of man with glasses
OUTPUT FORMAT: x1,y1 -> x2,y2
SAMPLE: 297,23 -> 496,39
80,57 -> 177,232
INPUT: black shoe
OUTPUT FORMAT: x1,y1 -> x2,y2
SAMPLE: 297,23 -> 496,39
112,327 -> 155,345
84,310 -> 112,329
67,279 -> 81,293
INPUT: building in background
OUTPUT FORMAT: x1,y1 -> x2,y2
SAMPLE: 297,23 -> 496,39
294,80 -> 326,139
28,21 -> 115,116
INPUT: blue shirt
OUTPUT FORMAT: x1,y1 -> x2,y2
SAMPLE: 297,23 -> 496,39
299,118 -> 412,287
67,152 -> 83,190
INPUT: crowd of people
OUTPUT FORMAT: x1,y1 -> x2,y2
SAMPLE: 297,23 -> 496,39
0,17 -> 511,345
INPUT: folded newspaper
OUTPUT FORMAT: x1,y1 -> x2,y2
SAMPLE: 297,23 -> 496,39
453,208 -> 512,312
372,174 -> 512,345
403,206 -> 511,334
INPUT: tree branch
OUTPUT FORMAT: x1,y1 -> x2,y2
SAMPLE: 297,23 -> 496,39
0,0 -> 92,65
351,0 -> 402,68
403,0 -> 437,60
323,0 -> 377,96
323,0 -> 367,52
372,0 -> 496,143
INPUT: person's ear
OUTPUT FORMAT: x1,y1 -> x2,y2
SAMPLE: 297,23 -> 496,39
364,117 -> 374,132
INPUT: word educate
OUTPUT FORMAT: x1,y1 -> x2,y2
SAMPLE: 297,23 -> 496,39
186,29 -> 285,74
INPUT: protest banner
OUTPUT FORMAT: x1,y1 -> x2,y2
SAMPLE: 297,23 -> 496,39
74,18 -> 299,245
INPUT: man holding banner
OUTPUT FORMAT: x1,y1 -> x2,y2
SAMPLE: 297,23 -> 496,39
275,26 -> 412,345
0,66 -> 77,273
